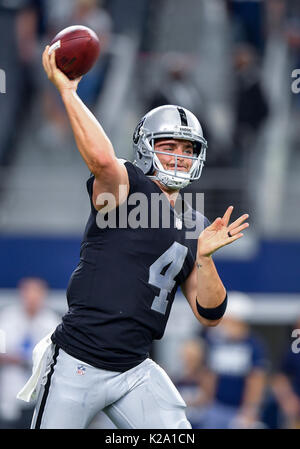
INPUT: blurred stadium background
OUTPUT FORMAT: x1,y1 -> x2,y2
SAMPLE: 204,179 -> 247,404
0,0 -> 300,429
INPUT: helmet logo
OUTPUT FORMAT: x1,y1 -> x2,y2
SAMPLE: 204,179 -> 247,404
133,117 -> 145,144
177,107 -> 188,126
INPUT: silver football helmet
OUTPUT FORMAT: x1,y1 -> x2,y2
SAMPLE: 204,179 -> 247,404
133,105 -> 207,189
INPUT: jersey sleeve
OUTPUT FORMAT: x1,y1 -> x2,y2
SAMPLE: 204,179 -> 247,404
86,172 -> 94,197
124,160 -> 148,194
85,160 -> 146,199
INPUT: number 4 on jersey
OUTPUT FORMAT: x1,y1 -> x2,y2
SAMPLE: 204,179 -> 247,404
149,241 -> 188,315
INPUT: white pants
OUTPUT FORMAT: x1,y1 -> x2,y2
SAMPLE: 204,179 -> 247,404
31,345 -> 191,429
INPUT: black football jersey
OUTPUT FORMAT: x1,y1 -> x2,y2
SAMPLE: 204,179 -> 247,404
52,161 -> 210,372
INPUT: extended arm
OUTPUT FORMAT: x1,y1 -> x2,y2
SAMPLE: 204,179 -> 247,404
42,46 -> 129,209
181,255 -> 226,327
182,206 -> 249,326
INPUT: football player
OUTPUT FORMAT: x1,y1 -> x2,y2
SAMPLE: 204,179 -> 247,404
25,47 -> 249,429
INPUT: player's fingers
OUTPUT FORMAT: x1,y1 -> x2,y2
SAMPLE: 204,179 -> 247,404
41,46 -> 48,69
222,205 -> 234,227
227,232 -> 244,243
49,49 -> 58,72
228,213 -> 249,231
42,46 -> 52,76
207,217 -> 222,230
228,222 -> 249,237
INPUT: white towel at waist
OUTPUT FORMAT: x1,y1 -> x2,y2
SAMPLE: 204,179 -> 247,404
16,331 -> 54,403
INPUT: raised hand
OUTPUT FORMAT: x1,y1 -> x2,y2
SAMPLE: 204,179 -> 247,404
42,45 -> 82,94
197,206 -> 249,258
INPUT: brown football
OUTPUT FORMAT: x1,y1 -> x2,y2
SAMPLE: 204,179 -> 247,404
49,25 -> 100,80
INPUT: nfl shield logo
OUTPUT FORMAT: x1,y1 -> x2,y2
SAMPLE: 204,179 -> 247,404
76,365 -> 86,375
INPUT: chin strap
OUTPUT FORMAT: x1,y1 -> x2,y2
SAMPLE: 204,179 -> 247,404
148,172 -> 190,190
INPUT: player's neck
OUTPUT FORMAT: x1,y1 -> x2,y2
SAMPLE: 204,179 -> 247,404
152,179 -> 180,207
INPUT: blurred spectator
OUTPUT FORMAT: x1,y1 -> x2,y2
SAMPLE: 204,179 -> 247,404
0,0 -> 40,165
67,0 -> 113,107
226,0 -> 266,55
266,0 -> 286,35
200,292 -> 269,429
147,54 -> 201,114
146,53 -> 212,159
173,338 -> 214,429
271,317 -> 300,428
231,43 -> 269,167
0,278 -> 59,429
284,0 -> 300,54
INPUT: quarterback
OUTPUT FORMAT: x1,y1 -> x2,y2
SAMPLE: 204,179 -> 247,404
19,47 -> 249,429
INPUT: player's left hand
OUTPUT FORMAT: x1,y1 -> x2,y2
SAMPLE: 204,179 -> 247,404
197,206 -> 249,258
